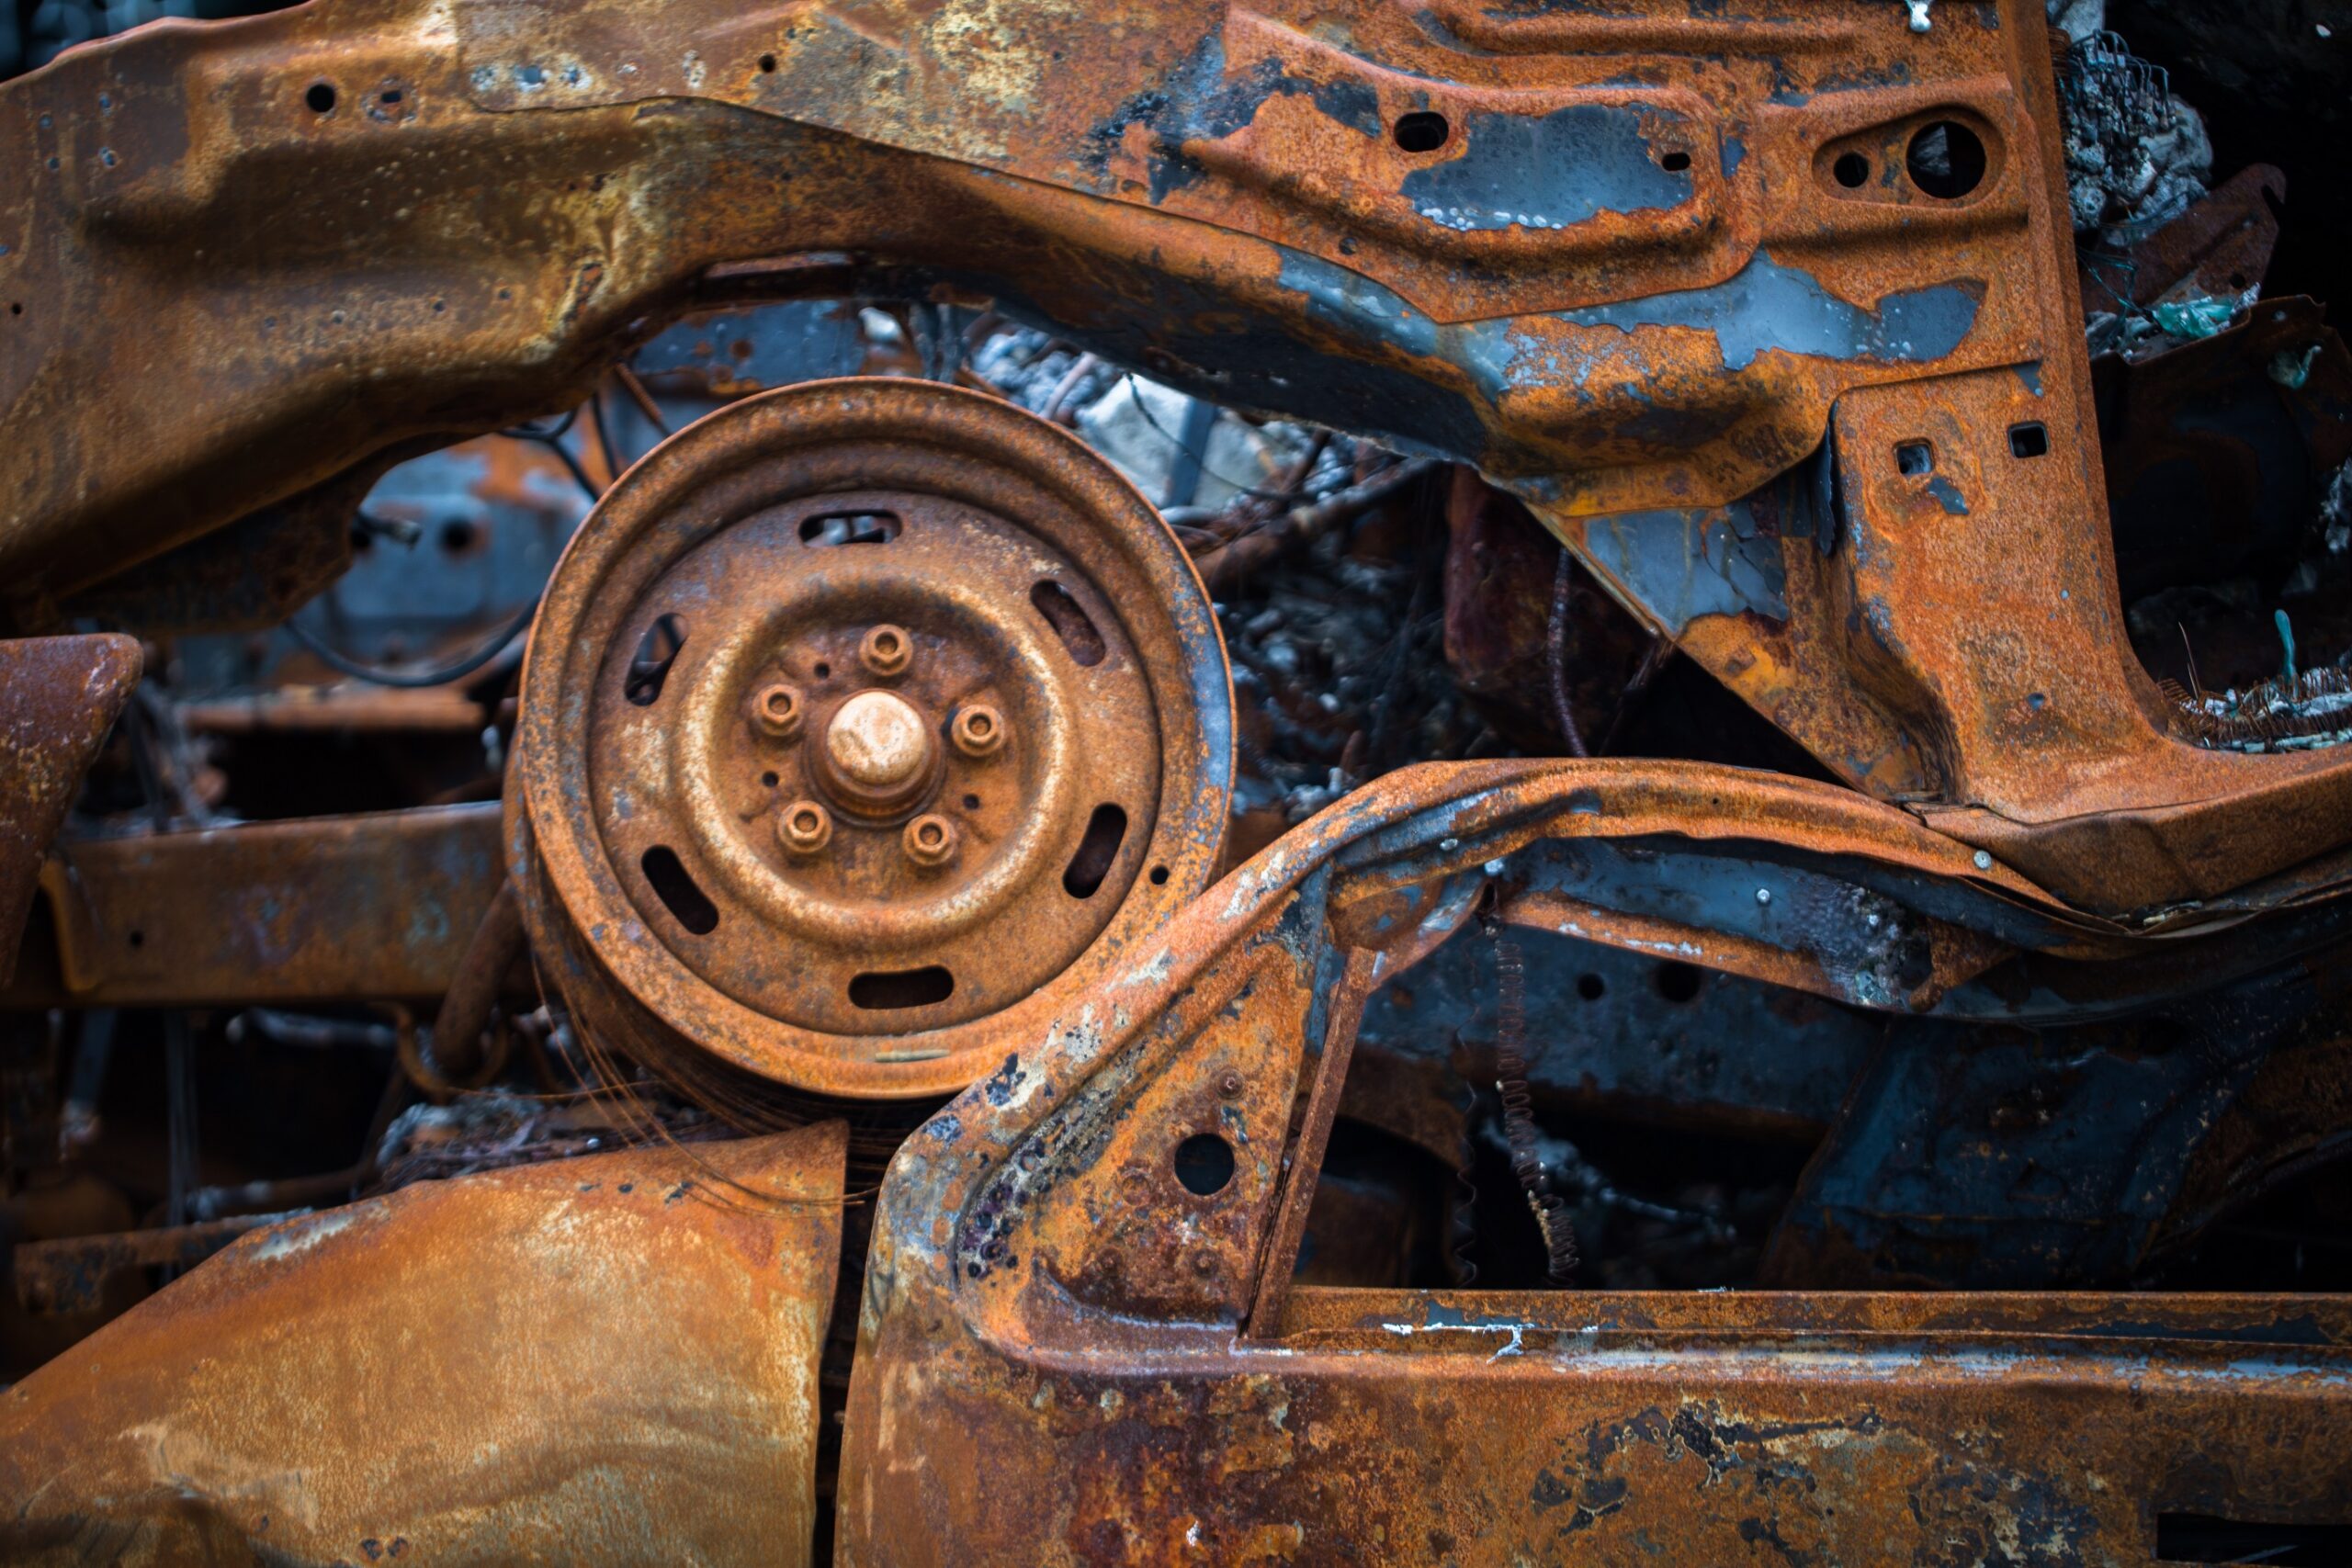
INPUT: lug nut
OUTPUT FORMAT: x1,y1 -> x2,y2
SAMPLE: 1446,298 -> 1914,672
951,703 -> 1006,759
779,798 -> 832,854
860,623 -> 912,678
902,812 -> 957,867
752,682 -> 805,739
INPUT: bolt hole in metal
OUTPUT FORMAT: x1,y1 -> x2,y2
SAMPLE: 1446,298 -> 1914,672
756,52 -> 776,73
1577,972 -> 1607,1001
798,510 -> 899,547
1392,110 -> 1449,152
1660,150 -> 1691,172
1063,804 -> 1128,898
1833,151 -> 1871,188
2009,422 -> 2050,458
1029,580 -> 1105,667
1148,863 -> 1169,886
640,846 -> 720,935
1895,440 -> 1935,477
1172,1132 -> 1236,1196
1905,119 -> 1987,199
1654,960 -> 1704,1004
304,81 -> 336,114
849,965 -> 956,1010
625,614 -> 686,706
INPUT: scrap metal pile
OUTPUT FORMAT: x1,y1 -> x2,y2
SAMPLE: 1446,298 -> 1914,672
1,0 -> 2349,1561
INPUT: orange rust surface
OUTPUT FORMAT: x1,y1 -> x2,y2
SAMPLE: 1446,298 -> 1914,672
0,1122 -> 847,1566
0,634 -> 140,987
510,379 -> 1232,1099
837,761 -> 2352,1562
3,0 -> 2348,911
4,802 -> 505,1007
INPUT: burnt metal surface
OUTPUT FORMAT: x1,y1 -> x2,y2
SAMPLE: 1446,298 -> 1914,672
4,802 -> 503,1006
838,759 -> 2352,1562
2,0 -> 2348,908
513,378 -> 1232,1099
0,1121 -> 847,1565
0,635 -> 141,986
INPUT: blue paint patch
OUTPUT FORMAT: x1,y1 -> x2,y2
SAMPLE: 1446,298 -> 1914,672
1553,251 -> 1983,370
1401,103 -> 1692,231
1925,476 -> 1970,514
1580,502 -> 1790,634
1720,135 -> 1746,179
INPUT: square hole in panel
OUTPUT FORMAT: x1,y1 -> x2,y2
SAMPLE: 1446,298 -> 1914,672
1895,441 -> 1934,476
2008,422 -> 2049,458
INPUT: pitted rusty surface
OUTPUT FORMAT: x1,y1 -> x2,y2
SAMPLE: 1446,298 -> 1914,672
0,634 -> 140,986
512,378 -> 1232,1096
4,803 -> 505,1006
4,0 -> 2350,910
0,1122 -> 848,1566
838,761 -> 2352,1562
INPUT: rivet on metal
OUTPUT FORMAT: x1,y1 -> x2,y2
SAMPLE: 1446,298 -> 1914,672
952,703 -> 1007,759
903,812 -> 957,867
780,799 -> 832,854
753,682 -> 804,739
860,623 -> 913,677
1216,1070 -> 1243,1099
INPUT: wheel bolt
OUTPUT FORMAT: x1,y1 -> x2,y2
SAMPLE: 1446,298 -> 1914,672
952,703 -> 1006,758
902,812 -> 957,867
860,624 -> 912,678
753,682 -> 805,739
779,798 -> 832,854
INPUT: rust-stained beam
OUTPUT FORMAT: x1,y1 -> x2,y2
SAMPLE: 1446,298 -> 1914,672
5,802 -> 504,1007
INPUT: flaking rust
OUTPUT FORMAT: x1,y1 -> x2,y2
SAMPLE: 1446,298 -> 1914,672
4,0 -> 2349,906
0,0 -> 2348,1561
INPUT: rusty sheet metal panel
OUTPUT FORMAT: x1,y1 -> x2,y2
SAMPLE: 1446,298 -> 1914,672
0,635 -> 140,987
5,802 -> 503,1007
4,0 -> 2351,910
0,1121 -> 847,1565
837,761 -> 2352,1562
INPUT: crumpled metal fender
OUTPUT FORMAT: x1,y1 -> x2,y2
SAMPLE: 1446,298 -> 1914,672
0,1122 -> 847,1566
838,758 -> 2352,1562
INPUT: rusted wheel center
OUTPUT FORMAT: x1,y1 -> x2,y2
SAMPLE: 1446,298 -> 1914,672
512,378 -> 1232,1098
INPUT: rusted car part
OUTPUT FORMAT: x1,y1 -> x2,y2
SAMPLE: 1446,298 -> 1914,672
6,1 -> 2351,909
2077,162 -> 2285,313
510,379 -> 1232,1100
0,634 -> 140,986
2093,295 -> 2352,672
0,1121 -> 847,1565
3,803 -> 503,1007
12,1208 -> 299,1314
1763,926 -> 2352,1288
838,760 -> 2352,1561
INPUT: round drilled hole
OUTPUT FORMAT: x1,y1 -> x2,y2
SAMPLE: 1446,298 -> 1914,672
305,82 -> 337,114
1149,863 -> 1170,886
1905,120 -> 1986,200
1660,150 -> 1691,172
762,771 -> 779,787
1393,110 -> 1449,153
1833,152 -> 1871,188
962,793 -> 981,810
757,52 -> 777,73
1654,961 -> 1703,1004
1173,1132 -> 1235,1196
1577,973 -> 1606,1002
812,660 -> 831,680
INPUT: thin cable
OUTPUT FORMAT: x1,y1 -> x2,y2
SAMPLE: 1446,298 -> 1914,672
1546,547 -> 1590,758
285,597 -> 537,690
1124,375 -> 1327,504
